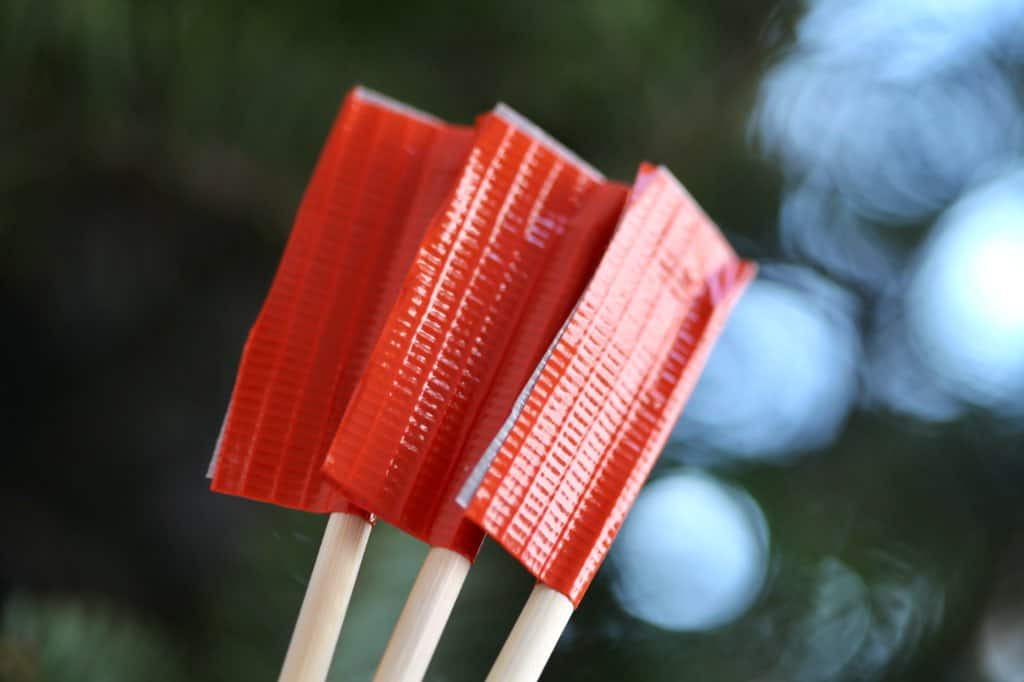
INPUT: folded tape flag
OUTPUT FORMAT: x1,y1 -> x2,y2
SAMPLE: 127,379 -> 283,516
457,164 -> 755,681
322,106 -> 626,681
211,88 -> 471,512
210,87 -> 472,511
324,105 -> 625,556
207,86 -> 473,682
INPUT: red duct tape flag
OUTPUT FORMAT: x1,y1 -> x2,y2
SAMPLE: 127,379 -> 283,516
458,164 -> 756,605
209,87 -> 472,513
322,106 -> 626,557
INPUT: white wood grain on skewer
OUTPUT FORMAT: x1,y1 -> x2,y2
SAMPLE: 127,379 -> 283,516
372,547 -> 471,682
279,511 -> 373,682
485,584 -> 574,682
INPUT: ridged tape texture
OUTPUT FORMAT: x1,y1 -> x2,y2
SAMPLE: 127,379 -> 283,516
463,164 -> 756,604
323,111 -> 621,557
210,88 -> 472,513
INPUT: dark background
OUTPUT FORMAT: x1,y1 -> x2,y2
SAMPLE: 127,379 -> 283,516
3,1 -> 1024,680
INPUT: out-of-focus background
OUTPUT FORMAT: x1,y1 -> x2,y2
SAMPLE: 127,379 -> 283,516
3,1 -> 1024,680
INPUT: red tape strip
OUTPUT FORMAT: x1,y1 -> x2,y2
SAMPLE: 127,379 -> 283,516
323,110 -> 620,557
210,88 -> 472,513
463,164 -> 756,604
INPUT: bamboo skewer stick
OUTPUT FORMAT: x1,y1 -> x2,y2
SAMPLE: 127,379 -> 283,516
485,584 -> 574,682
279,511 -> 373,682
373,548 -> 471,682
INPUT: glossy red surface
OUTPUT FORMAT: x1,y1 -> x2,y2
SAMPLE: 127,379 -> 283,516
463,164 -> 756,605
210,87 -> 472,513
322,109 -> 622,557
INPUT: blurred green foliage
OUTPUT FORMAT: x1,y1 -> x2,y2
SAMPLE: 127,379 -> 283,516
1,594 -> 186,682
0,0 -> 782,231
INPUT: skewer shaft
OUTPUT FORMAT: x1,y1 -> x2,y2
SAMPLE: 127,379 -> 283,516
373,547 -> 471,682
279,511 -> 373,682
485,583 -> 574,682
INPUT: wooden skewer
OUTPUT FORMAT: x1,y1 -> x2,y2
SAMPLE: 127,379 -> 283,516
485,583 -> 574,682
279,511 -> 373,682
373,547 -> 472,682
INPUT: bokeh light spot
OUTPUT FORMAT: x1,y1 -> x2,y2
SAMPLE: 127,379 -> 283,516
909,169 -> 1024,413
610,472 -> 769,631
672,269 -> 860,460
